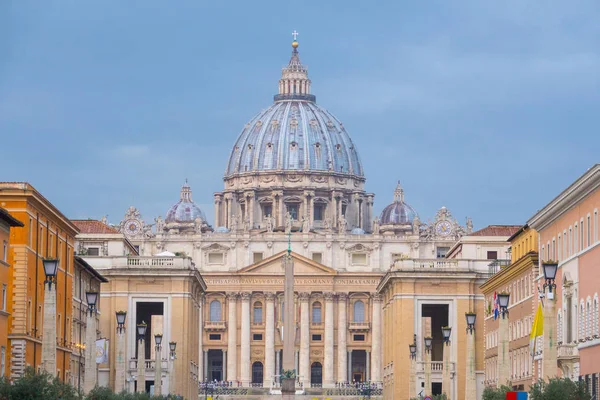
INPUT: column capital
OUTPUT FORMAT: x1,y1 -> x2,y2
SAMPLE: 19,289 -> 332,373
239,291 -> 252,301
371,293 -> 383,302
226,292 -> 239,300
298,292 -> 311,301
324,292 -> 335,302
337,292 -> 348,301
264,291 -> 276,301
272,190 -> 284,197
304,190 -> 315,197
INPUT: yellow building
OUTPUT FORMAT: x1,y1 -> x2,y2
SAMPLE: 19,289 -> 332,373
0,183 -> 78,381
480,225 -> 539,391
0,208 -> 24,377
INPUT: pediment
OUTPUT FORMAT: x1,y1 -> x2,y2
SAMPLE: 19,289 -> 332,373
238,251 -> 336,276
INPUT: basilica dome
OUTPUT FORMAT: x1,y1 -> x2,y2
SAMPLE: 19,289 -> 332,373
380,182 -> 418,225
224,40 -> 363,178
165,181 -> 207,224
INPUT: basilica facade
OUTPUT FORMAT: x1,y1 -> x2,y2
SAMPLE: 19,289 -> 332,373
81,38 -> 509,399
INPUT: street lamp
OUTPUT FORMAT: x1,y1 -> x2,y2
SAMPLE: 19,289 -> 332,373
42,258 -> 59,290
542,261 -> 558,299
409,343 -> 417,360
85,291 -> 98,316
168,341 -> 177,395
137,322 -> 147,341
115,311 -> 127,393
497,292 -> 510,318
136,322 -> 147,393
442,326 -> 452,345
424,337 -> 433,353
116,311 -> 127,334
169,342 -> 177,359
465,313 -> 476,334
154,334 -> 163,395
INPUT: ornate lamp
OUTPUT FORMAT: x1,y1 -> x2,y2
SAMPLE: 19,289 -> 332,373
465,312 -> 476,334
85,291 -> 98,316
116,311 -> 127,334
497,292 -> 510,318
136,321 -> 147,341
155,334 -> 163,351
442,326 -> 452,345
542,261 -> 558,299
42,258 -> 59,290
169,341 -> 177,359
409,343 -> 417,360
424,337 -> 433,353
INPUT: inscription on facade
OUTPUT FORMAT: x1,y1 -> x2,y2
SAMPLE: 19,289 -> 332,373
205,277 -> 381,287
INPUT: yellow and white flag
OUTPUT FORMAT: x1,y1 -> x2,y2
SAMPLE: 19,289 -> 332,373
529,302 -> 544,358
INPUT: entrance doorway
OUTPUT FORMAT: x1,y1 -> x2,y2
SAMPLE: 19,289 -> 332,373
310,362 -> 322,385
351,350 -> 367,382
422,304 -> 449,362
207,349 -> 223,381
252,362 -> 263,384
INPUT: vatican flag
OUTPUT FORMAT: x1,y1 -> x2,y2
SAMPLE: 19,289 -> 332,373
529,302 -> 544,358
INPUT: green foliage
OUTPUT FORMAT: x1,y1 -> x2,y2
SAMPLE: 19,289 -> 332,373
529,378 -> 591,400
281,369 -> 296,379
482,384 -> 512,400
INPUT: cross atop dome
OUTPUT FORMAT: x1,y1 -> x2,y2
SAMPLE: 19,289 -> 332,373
292,30 -> 299,41
275,32 -> 314,102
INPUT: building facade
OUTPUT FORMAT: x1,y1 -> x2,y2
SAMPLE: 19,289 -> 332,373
0,182 -> 78,381
480,225 -> 539,391
0,208 -> 24,377
528,164 -> 600,397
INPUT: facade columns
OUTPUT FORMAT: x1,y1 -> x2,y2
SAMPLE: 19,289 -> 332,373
273,191 -> 283,228
465,328 -> 477,400
275,350 -> 281,383
498,312 -> 510,387
425,347 -> 432,396
222,350 -> 227,382
226,292 -> 238,383
324,292 -> 335,388
214,195 -> 222,227
543,288 -> 557,379
83,312 -> 97,393
409,353 -> 416,399
115,329 -> 126,393
137,338 -> 145,393
347,350 -> 352,382
299,292 -> 310,388
41,284 -> 57,377
264,292 -> 276,386
365,351 -> 370,384
240,292 -> 251,386
198,295 -> 204,383
337,293 -> 348,384
203,350 -> 208,382
331,192 -> 338,229
442,340 -> 451,400
371,294 -> 383,382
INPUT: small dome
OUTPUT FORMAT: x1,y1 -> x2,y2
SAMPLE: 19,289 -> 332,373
165,181 -> 207,224
380,182 -> 418,225
214,226 -> 230,233
351,227 -> 366,235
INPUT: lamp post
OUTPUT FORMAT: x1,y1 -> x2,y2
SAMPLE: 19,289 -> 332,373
41,258 -> 59,377
497,292 -> 510,387
424,336 -> 432,397
83,291 -> 98,393
542,261 -> 558,380
441,326 -> 452,400
154,334 -> 163,396
136,322 -> 147,393
169,342 -> 177,395
115,311 -> 127,393
408,335 -> 417,399
465,313 -> 477,400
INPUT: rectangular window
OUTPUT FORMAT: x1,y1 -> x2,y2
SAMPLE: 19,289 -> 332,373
351,253 -> 367,265
29,218 -> 33,246
0,346 -> 4,377
313,204 -> 325,221
587,216 -> 591,247
86,247 -> 100,256
311,253 -> 323,263
1,285 -> 6,312
262,204 -> 272,219
353,334 -> 365,341
436,247 -> 450,258
286,204 -> 299,220
253,252 -> 264,263
209,334 -> 221,341
208,253 -> 224,264
311,334 -> 322,341
2,241 -> 6,262
487,251 -> 498,260
252,334 -> 263,341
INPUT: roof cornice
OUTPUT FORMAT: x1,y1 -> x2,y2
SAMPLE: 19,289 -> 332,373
528,164 -> 600,231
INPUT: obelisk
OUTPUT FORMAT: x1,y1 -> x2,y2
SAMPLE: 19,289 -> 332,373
281,232 -> 296,396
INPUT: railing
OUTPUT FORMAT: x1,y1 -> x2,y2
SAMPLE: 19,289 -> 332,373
348,322 -> 371,332
416,361 -> 450,372
252,322 -> 265,327
81,255 -> 195,270
204,321 -> 227,331
128,358 -> 169,371
311,322 -> 324,328
392,258 -> 498,274
558,343 -> 580,358
250,382 -> 263,387
488,259 -> 512,275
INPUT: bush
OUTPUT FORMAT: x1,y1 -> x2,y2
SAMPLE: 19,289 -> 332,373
482,384 -> 512,400
529,378 -> 591,400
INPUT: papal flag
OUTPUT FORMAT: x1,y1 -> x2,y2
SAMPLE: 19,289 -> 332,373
96,338 -> 109,364
529,302 -> 544,358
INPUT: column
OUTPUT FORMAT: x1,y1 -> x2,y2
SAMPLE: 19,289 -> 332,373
347,350 -> 352,382
354,194 -> 360,228
303,192 -> 309,221
214,196 -> 221,227
299,292 -> 310,388
498,313 -> 510,387
222,350 -> 226,382
169,351 -> 175,395
337,293 -> 348,384
309,196 -> 315,226
198,295 -> 204,382
371,294 -> 383,382
442,340 -> 451,400
275,350 -> 281,383
115,330 -> 126,393
424,348 -> 432,396
41,285 -> 56,376
264,292 -> 276,387
543,289 -> 557,379
365,351 -> 370,383
409,355 -> 416,399
226,292 -> 238,383
155,342 -> 162,396
331,192 -> 338,229
137,339 -> 145,393
465,328 -> 477,400
240,292 -> 251,386
324,292 -> 335,388
83,312 -> 97,393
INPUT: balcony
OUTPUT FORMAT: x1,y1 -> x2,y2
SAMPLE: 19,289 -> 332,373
311,322 -> 324,329
204,321 -> 227,331
81,255 -> 196,271
128,358 -> 169,372
557,343 -> 579,360
348,322 -> 371,332
488,259 -> 512,276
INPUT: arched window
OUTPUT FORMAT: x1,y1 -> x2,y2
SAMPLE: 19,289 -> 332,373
587,301 -> 592,338
353,300 -> 365,323
252,362 -> 263,384
253,301 -> 263,324
557,311 -> 563,343
579,302 -> 585,340
312,302 -> 322,323
310,362 -> 323,385
210,300 -> 222,322
594,297 -> 599,337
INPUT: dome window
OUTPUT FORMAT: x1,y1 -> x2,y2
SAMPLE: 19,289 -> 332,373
248,144 -> 253,150
266,143 -> 273,149
290,142 -> 298,149
315,142 -> 321,148
335,144 -> 342,151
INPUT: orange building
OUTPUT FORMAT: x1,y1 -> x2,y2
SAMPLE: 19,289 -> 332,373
0,208 -> 24,377
0,183 -> 78,381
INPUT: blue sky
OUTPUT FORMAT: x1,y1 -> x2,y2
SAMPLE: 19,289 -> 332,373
1,1 -> 598,230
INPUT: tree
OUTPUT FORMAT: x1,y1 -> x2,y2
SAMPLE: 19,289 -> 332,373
529,378 -> 591,400
482,384 -> 512,400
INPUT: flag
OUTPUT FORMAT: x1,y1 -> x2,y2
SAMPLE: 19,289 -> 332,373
96,338 -> 109,364
529,302 -> 544,358
493,292 -> 499,320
